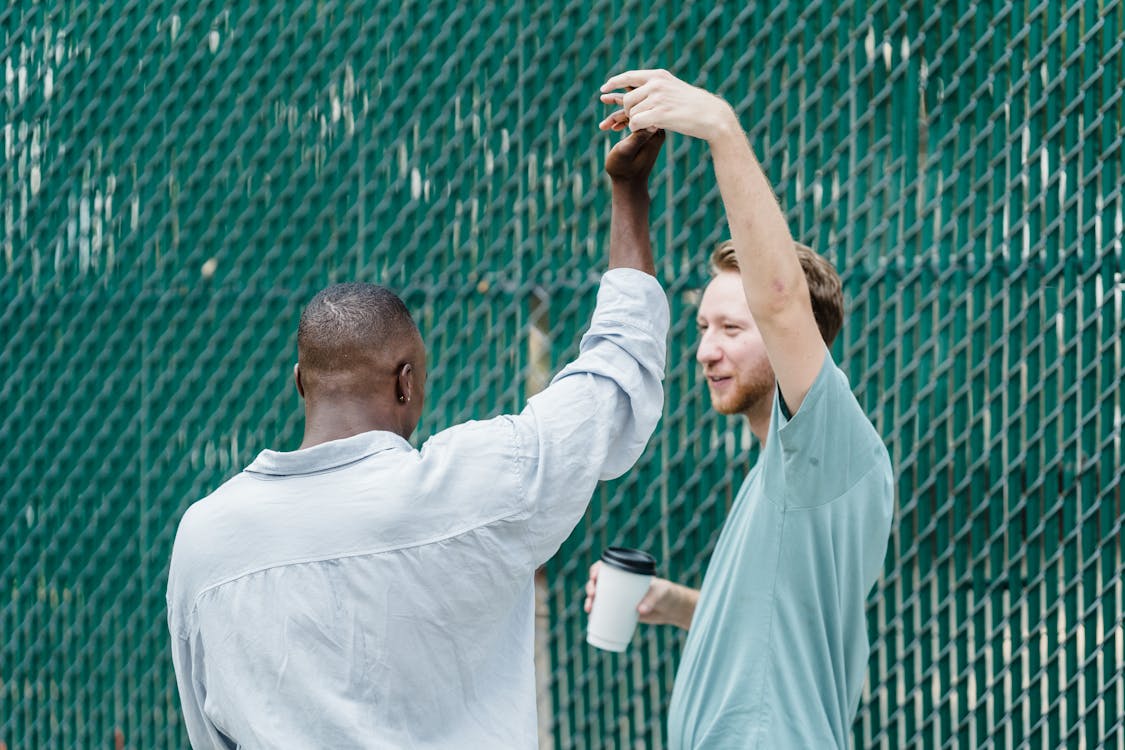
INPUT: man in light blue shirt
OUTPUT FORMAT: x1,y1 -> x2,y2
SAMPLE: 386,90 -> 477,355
586,71 -> 894,747
167,129 -> 670,749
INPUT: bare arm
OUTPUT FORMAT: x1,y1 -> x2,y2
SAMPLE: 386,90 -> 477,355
601,70 -> 825,411
606,128 -> 666,274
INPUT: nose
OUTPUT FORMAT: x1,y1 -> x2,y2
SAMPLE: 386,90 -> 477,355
696,329 -> 721,365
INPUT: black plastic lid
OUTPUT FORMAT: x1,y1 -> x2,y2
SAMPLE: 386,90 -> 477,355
601,547 -> 657,576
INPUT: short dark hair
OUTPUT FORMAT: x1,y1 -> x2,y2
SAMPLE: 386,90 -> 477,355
709,240 -> 844,347
297,283 -> 419,372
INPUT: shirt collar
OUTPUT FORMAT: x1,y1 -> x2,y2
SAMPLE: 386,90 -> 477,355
245,430 -> 413,476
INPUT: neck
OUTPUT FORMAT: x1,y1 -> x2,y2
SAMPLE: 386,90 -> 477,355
743,389 -> 774,444
299,401 -> 406,449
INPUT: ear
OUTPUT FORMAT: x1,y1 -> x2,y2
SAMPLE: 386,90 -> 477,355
395,363 -> 414,405
294,362 -> 305,399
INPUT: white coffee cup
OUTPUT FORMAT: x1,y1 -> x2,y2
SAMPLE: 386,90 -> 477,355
587,547 -> 657,652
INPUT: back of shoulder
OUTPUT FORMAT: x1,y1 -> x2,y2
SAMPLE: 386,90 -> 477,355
167,472 -> 254,635
173,472 -> 254,544
420,415 -> 519,460
168,474 -> 256,592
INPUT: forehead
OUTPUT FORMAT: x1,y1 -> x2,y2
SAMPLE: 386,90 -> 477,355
698,272 -> 750,318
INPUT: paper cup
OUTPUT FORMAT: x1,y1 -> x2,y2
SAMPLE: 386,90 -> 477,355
587,547 -> 657,652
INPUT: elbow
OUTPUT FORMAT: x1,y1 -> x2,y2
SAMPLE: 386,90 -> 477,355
598,378 -> 664,482
748,272 -> 810,324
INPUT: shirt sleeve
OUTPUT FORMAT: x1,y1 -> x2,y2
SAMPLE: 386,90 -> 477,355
511,268 -> 669,565
771,350 -> 891,509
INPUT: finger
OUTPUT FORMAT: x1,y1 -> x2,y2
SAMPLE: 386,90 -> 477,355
608,111 -> 630,126
602,69 -> 664,92
637,128 -> 666,154
586,579 -> 596,596
599,111 -> 629,131
600,92 -> 624,106
625,127 -> 655,147
608,129 -> 653,161
621,85 -> 652,112
627,96 -> 658,120
628,112 -> 654,131
584,596 -> 593,614
639,584 -> 661,611
628,99 -> 662,132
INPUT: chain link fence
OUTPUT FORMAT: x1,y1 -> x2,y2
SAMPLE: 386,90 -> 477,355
3,1 -> 1122,747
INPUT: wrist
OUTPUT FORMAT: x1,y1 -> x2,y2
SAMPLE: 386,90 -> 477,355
704,103 -> 744,149
610,180 -> 651,198
674,584 -> 698,631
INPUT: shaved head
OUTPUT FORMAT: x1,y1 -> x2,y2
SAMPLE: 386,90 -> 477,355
296,281 -> 426,416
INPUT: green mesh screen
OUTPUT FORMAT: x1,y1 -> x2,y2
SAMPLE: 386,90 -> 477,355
2,1 -> 1122,747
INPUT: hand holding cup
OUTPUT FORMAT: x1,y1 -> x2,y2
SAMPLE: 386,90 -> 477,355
585,547 -> 657,652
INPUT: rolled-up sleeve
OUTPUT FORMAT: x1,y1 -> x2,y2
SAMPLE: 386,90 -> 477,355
513,268 -> 669,564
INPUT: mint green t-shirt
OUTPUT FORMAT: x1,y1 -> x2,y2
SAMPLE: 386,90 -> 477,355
667,352 -> 894,749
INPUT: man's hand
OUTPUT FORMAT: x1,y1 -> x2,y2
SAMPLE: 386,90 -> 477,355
605,127 -> 666,184
599,69 -> 739,144
583,561 -> 699,631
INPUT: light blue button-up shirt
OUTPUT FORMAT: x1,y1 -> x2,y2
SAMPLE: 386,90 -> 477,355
166,269 -> 668,749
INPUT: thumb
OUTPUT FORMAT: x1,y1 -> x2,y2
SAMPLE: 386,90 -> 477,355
618,128 -> 653,155
637,588 -> 661,614
630,127 -> 655,145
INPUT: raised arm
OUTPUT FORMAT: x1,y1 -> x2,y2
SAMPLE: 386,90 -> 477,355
600,70 -> 825,412
466,128 -> 669,567
607,127 -> 666,274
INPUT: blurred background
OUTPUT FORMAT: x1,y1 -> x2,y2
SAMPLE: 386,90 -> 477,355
2,1 -> 1122,747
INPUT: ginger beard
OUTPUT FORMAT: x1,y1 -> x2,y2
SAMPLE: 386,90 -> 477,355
705,354 -> 774,416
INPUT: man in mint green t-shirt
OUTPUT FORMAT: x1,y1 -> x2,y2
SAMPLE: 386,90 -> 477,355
586,71 -> 894,748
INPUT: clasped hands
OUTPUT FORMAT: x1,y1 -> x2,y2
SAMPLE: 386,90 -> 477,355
599,69 -> 739,182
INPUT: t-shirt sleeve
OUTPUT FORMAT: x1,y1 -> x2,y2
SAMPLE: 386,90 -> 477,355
770,350 -> 891,509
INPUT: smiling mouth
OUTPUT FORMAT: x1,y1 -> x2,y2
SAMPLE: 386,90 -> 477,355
707,376 -> 732,386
